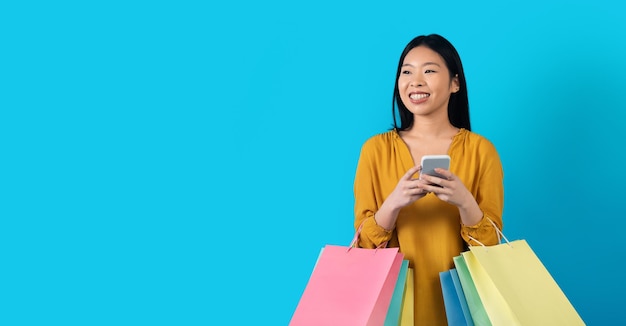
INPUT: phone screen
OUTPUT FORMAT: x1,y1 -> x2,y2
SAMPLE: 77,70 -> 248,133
420,155 -> 450,181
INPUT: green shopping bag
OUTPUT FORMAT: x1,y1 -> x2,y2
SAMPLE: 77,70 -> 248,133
453,255 -> 491,326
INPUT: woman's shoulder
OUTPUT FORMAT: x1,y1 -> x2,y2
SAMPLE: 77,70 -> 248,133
361,130 -> 398,150
457,128 -> 500,154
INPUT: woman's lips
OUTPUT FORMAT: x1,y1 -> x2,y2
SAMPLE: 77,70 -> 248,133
409,92 -> 430,104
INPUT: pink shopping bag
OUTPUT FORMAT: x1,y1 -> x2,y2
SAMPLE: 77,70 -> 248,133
290,226 -> 404,326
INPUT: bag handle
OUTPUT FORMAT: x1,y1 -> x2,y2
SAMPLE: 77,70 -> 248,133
467,217 -> 511,248
348,220 -> 389,251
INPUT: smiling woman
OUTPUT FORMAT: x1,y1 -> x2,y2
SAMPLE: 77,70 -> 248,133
398,47 -> 460,123
353,34 -> 504,326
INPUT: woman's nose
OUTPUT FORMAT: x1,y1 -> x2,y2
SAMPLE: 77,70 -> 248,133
410,77 -> 424,87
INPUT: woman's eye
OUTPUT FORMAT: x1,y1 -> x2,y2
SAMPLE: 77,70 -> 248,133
425,69 -> 436,73
401,70 -> 411,74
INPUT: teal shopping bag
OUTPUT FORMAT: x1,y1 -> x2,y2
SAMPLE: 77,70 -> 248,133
384,260 -> 409,326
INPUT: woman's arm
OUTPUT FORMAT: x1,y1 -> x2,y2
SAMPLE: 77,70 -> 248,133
353,140 -> 393,248
354,138 -> 428,248
460,140 -> 504,246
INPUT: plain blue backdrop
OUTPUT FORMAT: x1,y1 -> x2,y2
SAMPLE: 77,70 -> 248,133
2,0 -> 625,325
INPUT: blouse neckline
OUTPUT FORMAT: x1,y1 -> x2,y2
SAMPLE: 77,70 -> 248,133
392,128 -> 467,169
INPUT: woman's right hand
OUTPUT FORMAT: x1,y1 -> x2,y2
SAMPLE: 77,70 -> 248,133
373,165 -> 428,231
387,165 -> 429,208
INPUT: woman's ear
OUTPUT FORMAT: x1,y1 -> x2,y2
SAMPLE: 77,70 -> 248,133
451,74 -> 460,93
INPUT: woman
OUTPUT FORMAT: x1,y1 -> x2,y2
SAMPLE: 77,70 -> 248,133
353,34 -> 504,325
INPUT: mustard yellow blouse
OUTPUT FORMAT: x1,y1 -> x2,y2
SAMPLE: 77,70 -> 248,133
353,128 -> 504,326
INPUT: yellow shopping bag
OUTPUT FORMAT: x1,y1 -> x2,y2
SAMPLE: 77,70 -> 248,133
461,220 -> 585,325
399,268 -> 414,326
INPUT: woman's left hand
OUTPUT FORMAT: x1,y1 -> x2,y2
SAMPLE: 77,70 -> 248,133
418,168 -> 473,208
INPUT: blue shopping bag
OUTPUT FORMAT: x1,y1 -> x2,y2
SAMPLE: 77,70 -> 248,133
440,269 -> 474,326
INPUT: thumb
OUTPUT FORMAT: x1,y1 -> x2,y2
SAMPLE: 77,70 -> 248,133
402,165 -> 421,180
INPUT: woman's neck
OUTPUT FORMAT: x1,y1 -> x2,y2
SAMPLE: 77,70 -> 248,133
403,119 -> 458,140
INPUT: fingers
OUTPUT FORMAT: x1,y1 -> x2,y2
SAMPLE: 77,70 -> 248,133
401,167 -> 427,197
419,174 -> 444,187
420,169 -> 454,188
402,165 -> 422,181
434,168 -> 453,181
403,184 -> 427,197
397,166 -> 429,204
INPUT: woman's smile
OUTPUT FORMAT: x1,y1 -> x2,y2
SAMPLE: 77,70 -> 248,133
408,92 -> 430,104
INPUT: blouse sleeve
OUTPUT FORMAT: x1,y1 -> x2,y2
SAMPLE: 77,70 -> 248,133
461,138 -> 505,246
353,139 -> 394,248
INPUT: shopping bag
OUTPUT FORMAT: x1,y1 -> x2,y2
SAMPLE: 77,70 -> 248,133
440,269 -> 474,326
460,220 -> 585,325
384,260 -> 409,326
399,268 -> 414,326
450,269 -> 474,326
461,250 -> 520,325
453,256 -> 491,326
290,225 -> 405,326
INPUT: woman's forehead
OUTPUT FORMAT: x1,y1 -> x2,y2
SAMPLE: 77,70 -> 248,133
403,46 -> 445,65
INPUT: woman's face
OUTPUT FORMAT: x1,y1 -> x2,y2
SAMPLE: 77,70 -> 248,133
398,46 -> 459,119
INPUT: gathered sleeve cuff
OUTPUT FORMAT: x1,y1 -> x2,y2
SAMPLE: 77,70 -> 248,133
461,214 -> 502,247
355,214 -> 393,249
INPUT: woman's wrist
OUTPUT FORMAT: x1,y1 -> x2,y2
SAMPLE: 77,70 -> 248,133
375,201 -> 401,230
458,193 -> 482,226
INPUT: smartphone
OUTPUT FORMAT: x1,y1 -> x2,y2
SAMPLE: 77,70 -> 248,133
420,155 -> 451,181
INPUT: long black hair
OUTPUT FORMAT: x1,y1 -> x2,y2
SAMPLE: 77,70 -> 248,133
392,34 -> 471,131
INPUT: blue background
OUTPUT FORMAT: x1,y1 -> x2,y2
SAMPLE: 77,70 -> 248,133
2,1 -> 624,325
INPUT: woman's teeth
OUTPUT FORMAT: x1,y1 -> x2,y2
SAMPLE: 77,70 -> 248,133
410,93 -> 429,100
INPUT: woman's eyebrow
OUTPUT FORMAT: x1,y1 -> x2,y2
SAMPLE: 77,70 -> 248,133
401,62 -> 441,67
